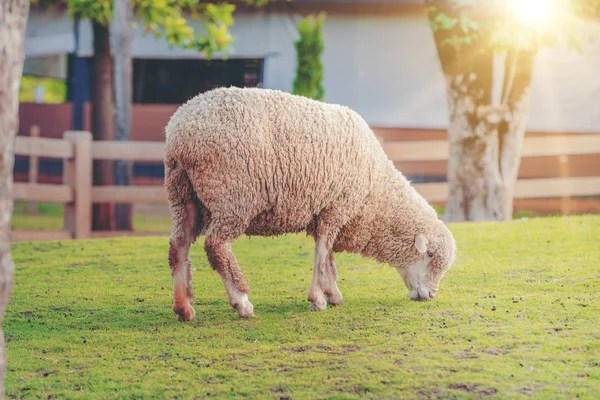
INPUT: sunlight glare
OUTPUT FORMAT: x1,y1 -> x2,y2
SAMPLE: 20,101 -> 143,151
510,0 -> 559,27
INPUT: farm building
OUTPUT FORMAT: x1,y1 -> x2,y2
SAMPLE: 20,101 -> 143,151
18,0 -> 600,213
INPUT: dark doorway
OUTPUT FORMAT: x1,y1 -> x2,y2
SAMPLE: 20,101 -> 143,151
132,58 -> 264,104
67,57 -> 264,105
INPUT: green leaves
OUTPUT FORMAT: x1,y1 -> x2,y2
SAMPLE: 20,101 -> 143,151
458,15 -> 478,33
66,0 -> 113,25
428,0 -> 600,56
32,0 -> 276,57
293,12 -> 326,101
433,13 -> 458,31
132,1 -> 237,57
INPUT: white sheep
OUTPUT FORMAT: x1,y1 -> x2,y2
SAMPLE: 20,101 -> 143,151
164,87 -> 456,320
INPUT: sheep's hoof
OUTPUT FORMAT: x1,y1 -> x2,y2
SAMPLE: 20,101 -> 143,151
326,292 -> 344,306
173,303 -> 196,322
309,295 -> 328,311
235,300 -> 255,319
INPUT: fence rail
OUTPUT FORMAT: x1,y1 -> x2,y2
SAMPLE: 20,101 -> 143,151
11,131 -> 600,242
383,134 -> 600,162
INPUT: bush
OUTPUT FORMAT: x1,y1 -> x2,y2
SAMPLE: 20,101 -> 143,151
292,12 -> 326,101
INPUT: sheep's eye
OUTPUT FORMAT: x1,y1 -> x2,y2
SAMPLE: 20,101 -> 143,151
427,250 -> 434,258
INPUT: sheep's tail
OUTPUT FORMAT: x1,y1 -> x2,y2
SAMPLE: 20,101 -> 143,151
164,156 -> 206,238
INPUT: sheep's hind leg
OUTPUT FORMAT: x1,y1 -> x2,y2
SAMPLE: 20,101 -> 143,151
169,202 -> 200,322
324,252 -> 343,306
204,236 -> 254,319
308,234 -> 343,310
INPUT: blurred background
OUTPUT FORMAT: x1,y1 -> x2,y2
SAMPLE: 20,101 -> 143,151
13,0 -> 600,236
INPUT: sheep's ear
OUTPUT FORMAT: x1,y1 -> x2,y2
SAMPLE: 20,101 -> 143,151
414,234 -> 429,254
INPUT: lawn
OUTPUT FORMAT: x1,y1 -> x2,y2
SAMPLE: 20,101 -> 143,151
11,201 -> 172,233
19,76 -> 67,104
5,215 -> 600,399
9,201 -> 538,236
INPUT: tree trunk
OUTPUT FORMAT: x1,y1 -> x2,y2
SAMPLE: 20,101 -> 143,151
426,1 -> 539,222
443,51 -> 536,222
111,0 -> 134,231
0,0 -> 30,395
91,21 -> 115,231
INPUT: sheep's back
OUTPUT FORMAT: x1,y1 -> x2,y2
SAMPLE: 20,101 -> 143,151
165,87 -> 387,234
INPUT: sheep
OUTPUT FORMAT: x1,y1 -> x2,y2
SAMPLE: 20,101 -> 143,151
164,86 -> 456,321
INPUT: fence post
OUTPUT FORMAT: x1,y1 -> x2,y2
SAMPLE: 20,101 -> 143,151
28,125 -> 40,216
558,154 -> 571,216
63,131 -> 92,239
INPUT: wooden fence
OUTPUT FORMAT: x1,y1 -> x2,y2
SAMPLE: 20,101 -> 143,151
12,130 -> 600,242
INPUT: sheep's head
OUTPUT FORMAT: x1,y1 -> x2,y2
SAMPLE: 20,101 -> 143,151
396,226 -> 456,301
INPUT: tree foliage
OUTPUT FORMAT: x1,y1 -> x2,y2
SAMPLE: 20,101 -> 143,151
425,0 -> 600,135
293,12 -> 325,101
427,0 -> 600,56
32,0 -> 273,57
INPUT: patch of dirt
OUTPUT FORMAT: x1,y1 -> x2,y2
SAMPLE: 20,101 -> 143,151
519,383 -> 546,396
448,383 -> 479,392
547,327 -> 573,334
480,347 -> 511,356
339,384 -> 371,395
479,388 -> 498,396
312,344 -> 362,355
454,350 -> 479,360
284,346 -> 309,353
341,345 -> 361,354
417,389 -> 446,399
448,384 -> 497,397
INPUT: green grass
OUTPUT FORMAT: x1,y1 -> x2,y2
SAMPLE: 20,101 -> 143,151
11,201 -> 172,233
19,76 -> 67,104
10,201 -> 538,236
6,215 -> 600,399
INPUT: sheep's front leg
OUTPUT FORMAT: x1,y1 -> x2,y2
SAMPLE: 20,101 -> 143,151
204,237 -> 254,319
308,235 -> 343,311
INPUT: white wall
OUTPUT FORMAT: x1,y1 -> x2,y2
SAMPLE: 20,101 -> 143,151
262,14 -> 299,91
528,27 -> 600,133
320,14 -> 449,129
25,8 -> 77,57
318,14 -> 600,133
24,7 -> 600,133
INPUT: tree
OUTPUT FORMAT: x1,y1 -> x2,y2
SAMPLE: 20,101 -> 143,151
91,18 -> 115,230
0,0 -> 31,395
111,0 -> 134,231
293,12 -> 326,101
426,0 -> 599,222
33,0 -> 271,230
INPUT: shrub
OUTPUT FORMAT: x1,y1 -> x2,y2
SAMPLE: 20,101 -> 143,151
292,12 -> 326,101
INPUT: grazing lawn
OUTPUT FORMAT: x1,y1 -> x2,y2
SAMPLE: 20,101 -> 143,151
11,201 -> 172,233
19,76 -> 67,104
5,215 -> 600,399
